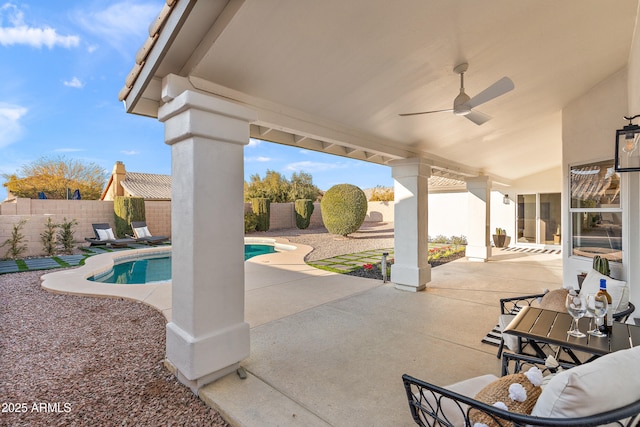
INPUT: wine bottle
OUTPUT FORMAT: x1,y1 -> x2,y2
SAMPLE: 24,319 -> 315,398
596,278 -> 613,334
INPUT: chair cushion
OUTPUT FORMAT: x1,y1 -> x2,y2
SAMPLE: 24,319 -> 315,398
498,314 -> 519,352
470,371 -> 542,427
532,346 -> 640,418
435,374 -> 498,427
578,269 -> 629,313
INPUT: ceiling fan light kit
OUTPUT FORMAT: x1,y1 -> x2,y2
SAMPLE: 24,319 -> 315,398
400,62 -> 514,125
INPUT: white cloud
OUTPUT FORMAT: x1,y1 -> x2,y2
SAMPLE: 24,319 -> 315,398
0,3 -> 80,49
0,103 -> 27,148
245,156 -> 271,162
284,161 -> 346,173
73,1 -> 160,56
248,138 -> 262,148
121,150 -> 139,155
63,76 -> 84,88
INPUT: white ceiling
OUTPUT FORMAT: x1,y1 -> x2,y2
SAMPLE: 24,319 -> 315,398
125,0 -> 639,185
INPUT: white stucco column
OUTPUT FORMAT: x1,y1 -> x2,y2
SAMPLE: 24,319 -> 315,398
465,176 -> 492,262
158,77 -> 255,392
390,158 -> 430,292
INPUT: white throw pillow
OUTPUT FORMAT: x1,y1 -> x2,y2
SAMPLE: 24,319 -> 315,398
96,229 -> 109,241
532,346 -> 640,418
141,226 -> 151,237
134,227 -> 148,238
579,269 -> 629,313
105,228 -> 115,240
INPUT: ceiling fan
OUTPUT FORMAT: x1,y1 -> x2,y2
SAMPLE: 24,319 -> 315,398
399,63 -> 514,125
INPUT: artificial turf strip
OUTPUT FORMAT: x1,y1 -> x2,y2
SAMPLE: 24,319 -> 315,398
15,259 -> 28,271
307,248 -> 395,274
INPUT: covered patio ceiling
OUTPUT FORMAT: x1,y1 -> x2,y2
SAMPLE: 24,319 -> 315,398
121,0 -> 639,186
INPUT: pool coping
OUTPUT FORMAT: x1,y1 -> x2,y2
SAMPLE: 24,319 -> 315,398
40,237 -> 299,322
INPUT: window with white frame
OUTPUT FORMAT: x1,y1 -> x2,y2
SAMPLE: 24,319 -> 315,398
570,159 -> 622,262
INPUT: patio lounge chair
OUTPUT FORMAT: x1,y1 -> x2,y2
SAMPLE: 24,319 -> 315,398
130,221 -> 169,245
84,223 -> 135,247
403,349 -> 640,426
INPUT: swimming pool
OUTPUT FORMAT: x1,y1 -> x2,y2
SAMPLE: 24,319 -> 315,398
89,244 -> 277,284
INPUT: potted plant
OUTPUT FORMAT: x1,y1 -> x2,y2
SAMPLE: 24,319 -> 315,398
492,227 -> 508,248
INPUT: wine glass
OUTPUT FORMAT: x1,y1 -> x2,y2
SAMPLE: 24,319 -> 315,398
586,293 -> 608,337
565,292 -> 587,338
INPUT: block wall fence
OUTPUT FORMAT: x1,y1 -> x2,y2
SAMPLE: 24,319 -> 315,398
0,199 -> 392,257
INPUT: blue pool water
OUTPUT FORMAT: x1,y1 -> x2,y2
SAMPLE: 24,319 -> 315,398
90,244 -> 276,284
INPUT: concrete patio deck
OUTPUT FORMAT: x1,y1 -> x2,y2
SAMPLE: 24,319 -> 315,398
201,245 -> 563,426
39,237 -> 563,426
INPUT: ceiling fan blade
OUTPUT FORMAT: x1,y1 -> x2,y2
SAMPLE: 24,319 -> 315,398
465,110 -> 491,125
399,108 -> 453,117
466,76 -> 514,109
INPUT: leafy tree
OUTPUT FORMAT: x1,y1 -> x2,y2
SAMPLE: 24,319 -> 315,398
2,156 -> 106,200
289,172 -> 320,201
244,170 -> 320,203
369,185 -> 394,202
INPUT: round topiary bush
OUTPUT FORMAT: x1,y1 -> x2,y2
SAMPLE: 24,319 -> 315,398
320,184 -> 367,236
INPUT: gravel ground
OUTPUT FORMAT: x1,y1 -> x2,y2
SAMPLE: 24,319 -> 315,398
260,222 -> 395,261
0,270 -> 229,427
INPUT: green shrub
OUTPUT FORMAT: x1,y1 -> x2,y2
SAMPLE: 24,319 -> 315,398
320,184 -> 367,236
2,219 -> 28,260
295,199 -> 314,229
244,211 -> 258,233
114,196 -> 146,237
41,217 -> 58,256
57,217 -> 78,254
251,198 -> 270,231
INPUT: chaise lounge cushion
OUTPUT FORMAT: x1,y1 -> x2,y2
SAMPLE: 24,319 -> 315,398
532,345 -> 640,418
578,269 -> 629,313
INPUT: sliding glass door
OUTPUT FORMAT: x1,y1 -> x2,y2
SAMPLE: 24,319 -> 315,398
516,193 -> 561,246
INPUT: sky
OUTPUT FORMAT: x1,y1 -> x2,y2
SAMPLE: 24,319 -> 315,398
0,1 -> 394,201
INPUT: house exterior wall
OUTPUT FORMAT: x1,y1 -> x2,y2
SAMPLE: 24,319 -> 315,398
562,67 -> 629,288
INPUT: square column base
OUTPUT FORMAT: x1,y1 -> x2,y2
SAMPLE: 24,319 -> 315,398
392,265 -> 430,292
466,245 -> 491,262
166,321 -> 250,392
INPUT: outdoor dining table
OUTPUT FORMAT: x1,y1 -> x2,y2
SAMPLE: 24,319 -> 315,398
502,306 -> 640,365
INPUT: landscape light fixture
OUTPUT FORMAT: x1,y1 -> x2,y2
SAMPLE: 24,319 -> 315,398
615,115 -> 640,172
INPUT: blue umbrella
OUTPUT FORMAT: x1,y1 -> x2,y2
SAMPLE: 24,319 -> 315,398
72,189 -> 81,200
